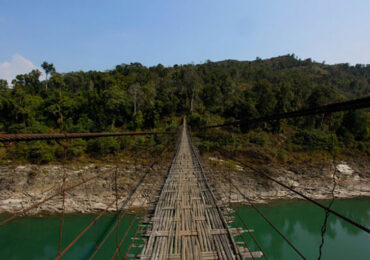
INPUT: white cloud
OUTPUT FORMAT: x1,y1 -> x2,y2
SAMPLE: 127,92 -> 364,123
0,54 -> 45,84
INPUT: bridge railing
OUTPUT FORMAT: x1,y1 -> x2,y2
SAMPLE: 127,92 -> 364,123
0,129 -> 177,259
194,96 -> 370,259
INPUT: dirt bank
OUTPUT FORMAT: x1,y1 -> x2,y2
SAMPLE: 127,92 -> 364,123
0,156 -> 369,216
0,160 -> 167,215
205,156 -> 370,205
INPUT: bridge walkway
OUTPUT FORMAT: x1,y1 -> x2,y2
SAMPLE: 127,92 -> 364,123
139,121 -> 262,259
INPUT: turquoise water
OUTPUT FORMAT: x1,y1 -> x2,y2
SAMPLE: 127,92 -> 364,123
0,213 -> 142,260
232,198 -> 370,259
0,198 -> 369,259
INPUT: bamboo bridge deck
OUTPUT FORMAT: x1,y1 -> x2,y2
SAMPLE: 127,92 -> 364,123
139,122 -> 262,259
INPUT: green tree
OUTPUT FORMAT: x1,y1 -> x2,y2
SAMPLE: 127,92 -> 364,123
41,61 -> 56,89
253,79 -> 277,117
0,79 -> 8,92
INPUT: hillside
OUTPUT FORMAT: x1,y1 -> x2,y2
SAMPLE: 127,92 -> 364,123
0,54 -> 369,163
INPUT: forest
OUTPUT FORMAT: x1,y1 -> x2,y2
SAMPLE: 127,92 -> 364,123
0,54 -> 369,163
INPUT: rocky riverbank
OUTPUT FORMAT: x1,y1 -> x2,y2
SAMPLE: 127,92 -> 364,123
0,156 -> 369,216
0,160 -> 167,215
206,156 -> 370,205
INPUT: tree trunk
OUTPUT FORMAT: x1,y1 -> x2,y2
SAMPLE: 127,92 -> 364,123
133,87 -> 137,116
59,111 -> 63,128
45,74 -> 48,90
190,88 -> 195,112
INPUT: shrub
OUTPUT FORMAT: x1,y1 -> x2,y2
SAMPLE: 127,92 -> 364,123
196,140 -> 215,153
357,142 -> 369,153
187,113 -> 201,129
292,129 -> 337,152
69,138 -> 87,157
249,132 -> 268,146
27,141 -> 55,164
277,149 -> 289,162
87,137 -> 118,155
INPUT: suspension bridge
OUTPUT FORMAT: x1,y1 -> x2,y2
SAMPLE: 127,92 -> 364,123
0,97 -> 369,259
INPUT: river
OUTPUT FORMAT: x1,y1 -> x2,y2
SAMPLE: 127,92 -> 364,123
1,198 -> 369,259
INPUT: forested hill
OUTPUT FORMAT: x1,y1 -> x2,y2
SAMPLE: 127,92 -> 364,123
0,54 -> 369,163
0,54 -> 369,134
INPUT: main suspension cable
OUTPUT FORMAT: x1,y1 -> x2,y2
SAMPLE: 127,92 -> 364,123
201,96 -> 370,129
0,131 -> 175,142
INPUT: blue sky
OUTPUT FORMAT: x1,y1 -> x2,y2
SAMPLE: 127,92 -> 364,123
0,0 -> 369,81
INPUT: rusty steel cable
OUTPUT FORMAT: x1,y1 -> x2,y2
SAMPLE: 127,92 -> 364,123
88,168 -> 149,259
218,170 -> 268,259
234,209 -> 268,260
202,96 -> 370,129
318,121 -> 338,260
111,215 -> 138,260
53,153 -> 161,260
221,172 -> 306,260
0,128 -> 176,259
89,205 -> 137,259
0,138 -> 170,228
123,219 -> 146,260
187,129 -> 244,260
121,139 -> 180,259
209,167 -> 262,259
56,156 -> 163,260
58,143 -> 68,255
89,148 -> 173,259
93,221 -> 97,259
88,145 -> 173,260
0,131 -> 175,142
223,206 -> 256,260
200,156 -> 263,259
217,149 -> 370,234
195,148 -> 244,258
55,196 -> 121,260
116,134 -> 181,259
114,137 -> 123,259
0,170 -> 110,227
317,161 -> 337,260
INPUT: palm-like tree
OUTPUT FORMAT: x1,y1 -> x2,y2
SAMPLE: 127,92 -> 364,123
41,61 -> 56,89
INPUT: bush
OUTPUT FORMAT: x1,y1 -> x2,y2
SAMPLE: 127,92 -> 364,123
187,113 -> 201,129
249,132 -> 268,146
277,149 -> 289,162
87,137 -> 118,155
153,143 -> 166,156
69,139 -> 87,157
357,142 -> 369,153
292,129 -> 337,152
26,141 -> 55,164
338,110 -> 369,141
196,140 -> 215,153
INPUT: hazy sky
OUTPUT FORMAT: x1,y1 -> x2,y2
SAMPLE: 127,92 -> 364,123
0,0 -> 369,81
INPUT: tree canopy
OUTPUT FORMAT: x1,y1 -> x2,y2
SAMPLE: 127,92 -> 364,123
0,54 -> 369,162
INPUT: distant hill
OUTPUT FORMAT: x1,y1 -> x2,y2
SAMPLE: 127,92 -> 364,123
1,54 -> 368,163
0,54 -> 369,130
206,55 -> 369,98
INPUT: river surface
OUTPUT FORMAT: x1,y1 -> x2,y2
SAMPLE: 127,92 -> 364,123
0,198 -> 369,259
